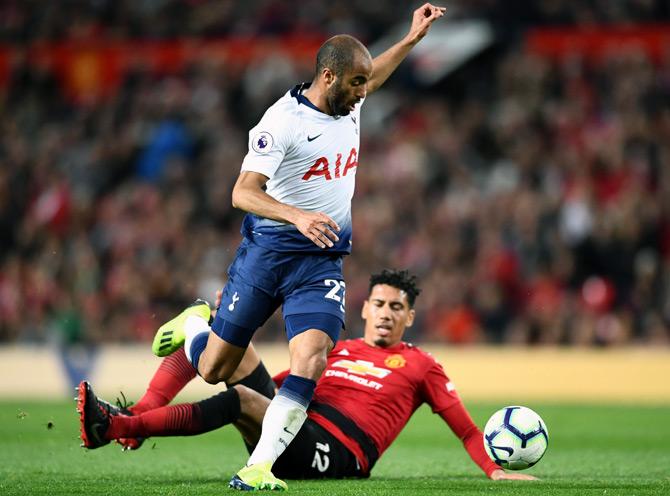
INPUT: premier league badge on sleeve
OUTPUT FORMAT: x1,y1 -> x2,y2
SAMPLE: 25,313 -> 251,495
251,131 -> 274,153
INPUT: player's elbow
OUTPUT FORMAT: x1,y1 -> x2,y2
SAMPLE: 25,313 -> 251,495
231,182 -> 254,211
232,172 -> 267,211
231,186 -> 243,210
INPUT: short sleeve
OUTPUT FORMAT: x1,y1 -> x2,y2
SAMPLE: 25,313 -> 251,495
241,107 -> 295,180
418,356 -> 462,413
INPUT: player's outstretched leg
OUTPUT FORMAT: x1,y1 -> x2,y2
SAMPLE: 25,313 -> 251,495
76,381 -> 112,449
152,299 -> 211,357
76,381 -> 144,450
229,462 -> 288,491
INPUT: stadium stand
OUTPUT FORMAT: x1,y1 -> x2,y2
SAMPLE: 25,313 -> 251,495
1,0 -> 670,346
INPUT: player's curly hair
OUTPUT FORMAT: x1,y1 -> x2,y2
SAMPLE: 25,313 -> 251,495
369,269 -> 422,308
315,34 -> 370,78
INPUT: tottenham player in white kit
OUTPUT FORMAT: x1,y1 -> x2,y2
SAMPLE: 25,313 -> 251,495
152,4 -> 446,491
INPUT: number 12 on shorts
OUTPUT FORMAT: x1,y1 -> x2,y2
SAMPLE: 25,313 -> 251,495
324,279 -> 346,313
311,442 -> 330,473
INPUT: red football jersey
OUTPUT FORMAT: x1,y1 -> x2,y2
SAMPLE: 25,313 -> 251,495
312,338 -> 459,450
273,338 -> 498,476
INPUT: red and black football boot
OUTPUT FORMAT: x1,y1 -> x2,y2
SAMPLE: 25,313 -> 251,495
76,381 -> 111,449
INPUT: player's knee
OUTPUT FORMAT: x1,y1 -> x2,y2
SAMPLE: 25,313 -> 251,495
231,384 -> 252,407
311,353 -> 328,375
199,362 -> 232,385
289,329 -> 332,379
231,384 -> 270,424
199,368 -> 220,385
231,384 -> 250,398
292,352 -> 328,380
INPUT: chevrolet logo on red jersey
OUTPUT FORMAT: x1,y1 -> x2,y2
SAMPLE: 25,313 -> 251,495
332,359 -> 392,379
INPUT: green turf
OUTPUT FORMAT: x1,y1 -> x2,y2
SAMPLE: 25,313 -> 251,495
0,400 -> 667,495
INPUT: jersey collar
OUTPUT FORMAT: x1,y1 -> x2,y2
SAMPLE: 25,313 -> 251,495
290,82 -> 327,114
359,338 -> 407,352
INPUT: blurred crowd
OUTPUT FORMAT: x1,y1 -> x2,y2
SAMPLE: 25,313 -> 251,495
1,1 -> 670,346
2,0 -> 670,42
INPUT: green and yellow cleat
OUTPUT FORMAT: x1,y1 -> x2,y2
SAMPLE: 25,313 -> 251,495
229,462 -> 288,491
151,299 -> 212,357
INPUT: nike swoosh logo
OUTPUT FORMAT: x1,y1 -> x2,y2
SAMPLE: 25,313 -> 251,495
307,134 -> 322,142
91,423 -> 105,442
283,427 -> 295,436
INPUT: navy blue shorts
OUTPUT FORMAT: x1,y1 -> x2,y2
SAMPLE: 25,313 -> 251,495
211,240 -> 345,347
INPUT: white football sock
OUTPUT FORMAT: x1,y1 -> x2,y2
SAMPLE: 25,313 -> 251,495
246,393 -> 308,466
184,315 -> 210,364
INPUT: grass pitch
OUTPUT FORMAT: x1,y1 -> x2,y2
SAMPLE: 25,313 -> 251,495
0,401 -> 667,495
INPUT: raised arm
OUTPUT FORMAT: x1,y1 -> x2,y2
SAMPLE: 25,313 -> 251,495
367,3 -> 446,93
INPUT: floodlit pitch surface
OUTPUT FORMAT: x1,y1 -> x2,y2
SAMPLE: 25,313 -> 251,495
0,402 -> 667,495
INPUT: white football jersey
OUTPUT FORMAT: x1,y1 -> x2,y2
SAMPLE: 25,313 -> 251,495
240,83 -> 363,253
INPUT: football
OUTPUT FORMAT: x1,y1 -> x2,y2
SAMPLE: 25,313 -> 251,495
483,406 -> 549,470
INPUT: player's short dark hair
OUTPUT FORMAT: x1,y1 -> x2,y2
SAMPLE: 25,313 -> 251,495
369,269 -> 422,308
315,34 -> 369,78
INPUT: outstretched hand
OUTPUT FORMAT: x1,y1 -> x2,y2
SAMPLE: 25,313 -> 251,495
490,469 -> 538,481
405,3 -> 446,45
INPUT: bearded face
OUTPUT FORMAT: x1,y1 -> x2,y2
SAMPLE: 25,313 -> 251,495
326,77 -> 357,117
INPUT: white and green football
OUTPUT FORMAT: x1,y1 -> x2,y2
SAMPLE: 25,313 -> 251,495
483,405 -> 549,470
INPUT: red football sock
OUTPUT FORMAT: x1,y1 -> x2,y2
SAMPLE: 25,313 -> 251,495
129,348 -> 197,414
107,404 -> 203,439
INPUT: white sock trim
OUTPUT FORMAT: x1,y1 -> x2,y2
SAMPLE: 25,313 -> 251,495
184,315 -> 210,364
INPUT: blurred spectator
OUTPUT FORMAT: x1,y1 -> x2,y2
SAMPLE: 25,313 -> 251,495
1,1 -> 670,346
2,1 -> 670,42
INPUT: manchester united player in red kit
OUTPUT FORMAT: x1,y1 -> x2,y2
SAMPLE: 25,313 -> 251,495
78,270 -> 535,482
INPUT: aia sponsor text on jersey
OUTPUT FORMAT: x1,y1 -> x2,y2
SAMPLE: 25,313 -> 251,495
302,148 -> 358,181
